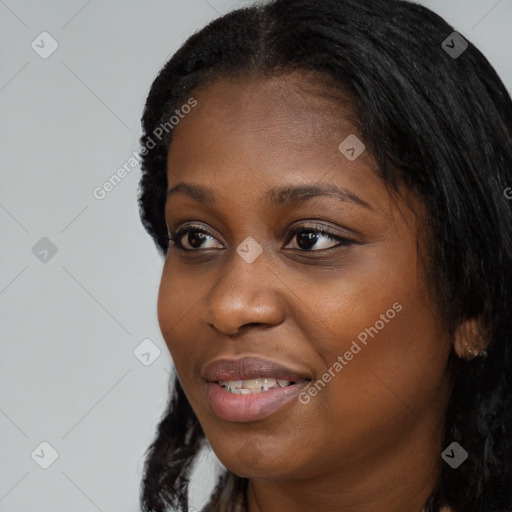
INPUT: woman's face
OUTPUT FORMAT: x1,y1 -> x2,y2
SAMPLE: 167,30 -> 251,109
157,73 -> 452,485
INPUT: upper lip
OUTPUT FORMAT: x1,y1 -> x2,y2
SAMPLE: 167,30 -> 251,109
202,356 -> 311,383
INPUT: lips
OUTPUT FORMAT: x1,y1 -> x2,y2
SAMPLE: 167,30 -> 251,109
202,356 -> 312,422
202,356 -> 311,383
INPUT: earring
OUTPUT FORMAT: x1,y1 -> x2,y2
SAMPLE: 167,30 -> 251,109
464,339 -> 474,359
463,339 -> 488,359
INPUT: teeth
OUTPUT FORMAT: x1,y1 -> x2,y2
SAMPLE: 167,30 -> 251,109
230,380 -> 243,389
219,377 -> 293,393
244,378 -> 276,389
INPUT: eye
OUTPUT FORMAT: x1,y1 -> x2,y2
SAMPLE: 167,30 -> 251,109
167,225 -> 223,251
285,225 -> 355,251
165,223 -> 355,253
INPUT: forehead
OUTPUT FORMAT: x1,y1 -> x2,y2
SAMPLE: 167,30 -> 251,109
166,72 -> 377,185
185,71 -> 356,134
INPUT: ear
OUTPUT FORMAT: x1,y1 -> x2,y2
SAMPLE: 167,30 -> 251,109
453,316 -> 489,360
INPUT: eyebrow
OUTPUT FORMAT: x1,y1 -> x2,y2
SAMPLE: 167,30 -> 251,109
166,182 -> 372,210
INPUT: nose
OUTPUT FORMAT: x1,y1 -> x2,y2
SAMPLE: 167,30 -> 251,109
204,248 -> 285,336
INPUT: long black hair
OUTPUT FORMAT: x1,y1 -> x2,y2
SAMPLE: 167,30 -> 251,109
137,0 -> 512,510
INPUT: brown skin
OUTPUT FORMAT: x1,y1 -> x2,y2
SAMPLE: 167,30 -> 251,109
157,73 -> 458,512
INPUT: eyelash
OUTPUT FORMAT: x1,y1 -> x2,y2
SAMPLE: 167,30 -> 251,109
164,224 -> 355,253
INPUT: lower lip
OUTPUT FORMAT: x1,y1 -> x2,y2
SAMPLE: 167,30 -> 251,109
207,381 -> 309,422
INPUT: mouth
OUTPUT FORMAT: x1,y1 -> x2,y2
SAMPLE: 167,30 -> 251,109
202,356 -> 312,422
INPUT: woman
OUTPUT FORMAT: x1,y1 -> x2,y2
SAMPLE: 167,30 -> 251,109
137,0 -> 512,510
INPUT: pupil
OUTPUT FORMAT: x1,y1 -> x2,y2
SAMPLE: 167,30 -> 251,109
298,231 -> 317,250
189,232 -> 207,248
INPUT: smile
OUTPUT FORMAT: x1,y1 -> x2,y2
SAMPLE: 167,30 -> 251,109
202,356 -> 312,421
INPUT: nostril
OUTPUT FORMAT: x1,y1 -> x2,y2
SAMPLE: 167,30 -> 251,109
242,322 -> 266,329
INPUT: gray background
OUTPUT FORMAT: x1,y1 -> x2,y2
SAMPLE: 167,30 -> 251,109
1,1 -> 511,511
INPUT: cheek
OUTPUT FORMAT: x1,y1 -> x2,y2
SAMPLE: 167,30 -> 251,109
156,262 -> 221,405
296,245 -> 451,450
156,264 -> 196,363
318,306 -> 451,465
156,266 -> 175,344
